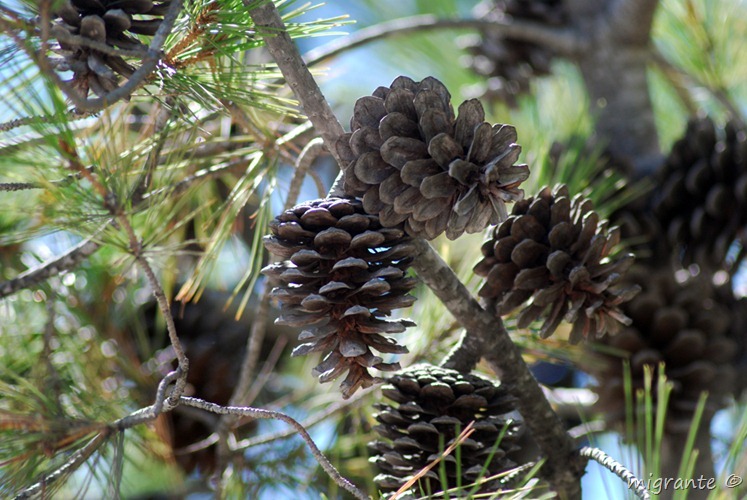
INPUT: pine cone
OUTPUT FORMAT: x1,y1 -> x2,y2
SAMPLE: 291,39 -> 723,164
586,266 -> 739,434
474,185 -> 640,343
461,0 -> 567,105
369,364 -> 522,495
653,118 -> 747,269
51,0 -> 171,96
336,76 -> 529,240
263,198 -> 417,398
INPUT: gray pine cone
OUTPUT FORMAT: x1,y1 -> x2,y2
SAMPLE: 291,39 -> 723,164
474,184 -> 640,342
369,364 -> 522,495
263,198 -> 417,398
51,0 -> 171,96
336,75 -> 529,240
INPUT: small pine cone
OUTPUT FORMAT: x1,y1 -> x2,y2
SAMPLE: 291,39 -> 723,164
336,75 -> 529,240
474,185 -> 640,343
263,198 -> 417,398
653,118 -> 747,269
585,266 -> 739,434
461,0 -> 567,105
50,0 -> 171,96
369,364 -> 522,495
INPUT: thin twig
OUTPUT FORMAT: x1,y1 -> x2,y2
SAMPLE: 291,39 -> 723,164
0,234 -> 102,299
215,135 -> 325,482
304,15 -> 585,67
0,111 -> 96,133
234,387 -> 371,450
178,396 -> 368,500
580,446 -> 650,500
13,431 -> 110,500
113,370 -> 181,430
247,2 -> 347,194
0,166 -> 96,192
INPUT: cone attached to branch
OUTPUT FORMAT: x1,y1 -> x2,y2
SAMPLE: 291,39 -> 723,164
474,184 -> 640,343
51,0 -> 171,96
653,118 -> 747,269
263,198 -> 417,399
462,0 -> 568,105
585,265 -> 740,434
369,364 -> 522,495
336,76 -> 529,240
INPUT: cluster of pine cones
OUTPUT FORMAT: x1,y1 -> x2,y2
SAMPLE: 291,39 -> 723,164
583,117 -> 747,433
50,0 -> 171,96
264,76 -> 532,403
260,75 -> 643,495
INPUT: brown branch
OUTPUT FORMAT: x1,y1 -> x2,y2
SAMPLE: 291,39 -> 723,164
304,15 -> 586,67
608,0 -> 661,44
178,396 -> 368,500
247,2 -> 347,194
410,238 -> 585,498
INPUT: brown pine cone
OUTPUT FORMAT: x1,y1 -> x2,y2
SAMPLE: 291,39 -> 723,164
51,0 -> 171,96
336,75 -> 529,240
263,198 -> 417,398
474,184 -> 640,343
653,118 -> 747,269
586,266 -> 739,434
461,0 -> 567,106
369,364 -> 522,495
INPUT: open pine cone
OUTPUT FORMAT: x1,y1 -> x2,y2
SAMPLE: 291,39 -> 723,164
369,364 -> 522,495
336,75 -> 529,240
585,266 -> 740,434
263,198 -> 417,398
474,185 -> 640,343
462,0 -> 567,105
653,118 -> 747,269
51,0 -> 171,96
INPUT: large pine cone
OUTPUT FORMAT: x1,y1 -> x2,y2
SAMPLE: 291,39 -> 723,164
336,76 -> 529,240
462,0 -> 567,105
586,266 -> 740,434
51,0 -> 171,96
263,198 -> 417,398
369,364 -> 522,495
474,185 -> 639,342
653,118 -> 747,269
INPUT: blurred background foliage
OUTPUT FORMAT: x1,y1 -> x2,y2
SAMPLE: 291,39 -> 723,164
1,0 -> 746,498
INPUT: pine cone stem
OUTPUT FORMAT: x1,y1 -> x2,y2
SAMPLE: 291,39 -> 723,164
410,238 -> 586,498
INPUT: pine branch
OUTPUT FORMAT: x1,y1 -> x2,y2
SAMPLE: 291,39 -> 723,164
178,396 -> 368,500
409,238 -> 586,498
608,0 -> 661,44
304,14 -> 586,66
12,431 -> 110,500
247,1 -> 347,195
0,235 -> 102,299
